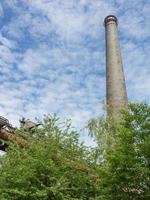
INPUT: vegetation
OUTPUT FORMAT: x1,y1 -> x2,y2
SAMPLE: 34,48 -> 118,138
0,103 -> 150,199
88,103 -> 150,199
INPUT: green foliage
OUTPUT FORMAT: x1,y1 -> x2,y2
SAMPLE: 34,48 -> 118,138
88,103 -> 150,199
0,103 -> 150,200
0,115 -> 100,200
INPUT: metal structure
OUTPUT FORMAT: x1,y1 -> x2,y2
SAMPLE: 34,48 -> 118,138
0,117 -> 39,151
0,116 -> 9,129
19,118 -> 40,131
0,116 -> 16,132
104,15 -> 128,118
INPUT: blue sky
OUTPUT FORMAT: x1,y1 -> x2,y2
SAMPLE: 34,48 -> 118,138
0,0 -> 150,145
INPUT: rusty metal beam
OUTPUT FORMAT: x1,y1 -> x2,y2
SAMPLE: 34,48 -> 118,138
0,130 -> 27,151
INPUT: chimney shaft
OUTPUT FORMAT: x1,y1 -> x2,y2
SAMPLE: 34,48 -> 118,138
104,15 -> 128,118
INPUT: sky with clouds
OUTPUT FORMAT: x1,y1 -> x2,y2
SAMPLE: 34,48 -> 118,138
0,0 -> 150,145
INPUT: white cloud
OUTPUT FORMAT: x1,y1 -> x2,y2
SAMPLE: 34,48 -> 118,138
0,0 -> 149,146
122,40 -> 150,102
2,0 -> 116,42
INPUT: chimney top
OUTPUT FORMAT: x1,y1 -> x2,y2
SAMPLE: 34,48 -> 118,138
104,15 -> 118,26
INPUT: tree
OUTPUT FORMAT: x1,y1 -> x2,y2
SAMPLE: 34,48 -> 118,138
0,103 -> 149,200
0,115 -> 100,200
88,103 -> 150,200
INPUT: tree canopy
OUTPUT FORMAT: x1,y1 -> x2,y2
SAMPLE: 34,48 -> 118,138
0,103 -> 150,200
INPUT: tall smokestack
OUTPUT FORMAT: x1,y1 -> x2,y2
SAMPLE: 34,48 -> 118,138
104,15 -> 128,118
